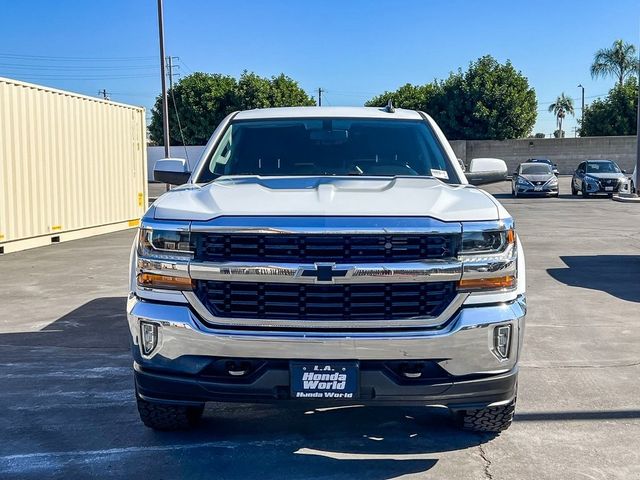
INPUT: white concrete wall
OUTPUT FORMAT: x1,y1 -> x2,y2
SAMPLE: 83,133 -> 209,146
450,136 -> 638,174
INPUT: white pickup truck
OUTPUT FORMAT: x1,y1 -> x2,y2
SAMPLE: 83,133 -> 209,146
128,106 -> 525,433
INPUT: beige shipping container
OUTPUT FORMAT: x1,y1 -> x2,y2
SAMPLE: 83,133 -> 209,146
0,77 -> 147,254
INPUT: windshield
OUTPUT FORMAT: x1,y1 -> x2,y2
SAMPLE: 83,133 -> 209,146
196,118 -> 459,183
520,164 -> 552,175
586,161 -> 620,174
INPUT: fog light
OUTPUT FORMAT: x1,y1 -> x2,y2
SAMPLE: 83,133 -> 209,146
493,325 -> 511,360
140,321 -> 158,355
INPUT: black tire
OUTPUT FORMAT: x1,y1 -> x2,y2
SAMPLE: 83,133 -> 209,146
455,397 -> 516,433
631,181 -> 635,194
581,182 -> 589,197
136,395 -> 204,431
571,183 -> 577,195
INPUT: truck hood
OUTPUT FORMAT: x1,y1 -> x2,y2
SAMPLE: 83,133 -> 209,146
151,176 -> 502,222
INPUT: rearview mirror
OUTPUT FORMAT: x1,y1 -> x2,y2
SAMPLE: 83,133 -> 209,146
153,158 -> 191,185
465,158 -> 508,186
309,129 -> 349,144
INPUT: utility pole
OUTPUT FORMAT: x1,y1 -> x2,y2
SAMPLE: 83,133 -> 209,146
98,89 -> 110,100
318,87 -> 323,107
577,84 -> 585,135
166,56 -> 180,91
157,0 -> 170,158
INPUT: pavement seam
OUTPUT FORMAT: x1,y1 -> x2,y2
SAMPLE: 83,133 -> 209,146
478,442 -> 494,480
522,361 -> 640,369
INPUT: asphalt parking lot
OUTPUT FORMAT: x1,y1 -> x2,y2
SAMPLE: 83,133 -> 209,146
1,177 -> 639,479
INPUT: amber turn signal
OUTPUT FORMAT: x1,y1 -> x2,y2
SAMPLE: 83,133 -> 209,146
506,229 -> 515,245
137,273 -> 193,290
458,275 -> 516,291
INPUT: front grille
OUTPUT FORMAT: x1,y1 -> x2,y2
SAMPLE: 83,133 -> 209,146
194,281 -> 457,322
193,233 -> 458,263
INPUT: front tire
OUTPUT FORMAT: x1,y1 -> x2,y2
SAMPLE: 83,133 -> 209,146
581,182 -> 589,197
571,183 -> 577,195
456,397 -> 516,433
136,395 -> 204,431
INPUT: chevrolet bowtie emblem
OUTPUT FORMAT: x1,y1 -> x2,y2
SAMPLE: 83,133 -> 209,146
298,264 -> 350,283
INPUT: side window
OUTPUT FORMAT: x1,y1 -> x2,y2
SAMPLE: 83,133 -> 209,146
208,126 -> 233,175
577,162 -> 584,173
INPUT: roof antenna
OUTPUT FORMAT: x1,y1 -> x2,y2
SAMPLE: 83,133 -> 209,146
385,99 -> 395,113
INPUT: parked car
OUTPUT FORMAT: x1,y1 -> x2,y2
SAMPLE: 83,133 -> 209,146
511,162 -> 558,197
526,158 -> 559,176
571,160 -> 630,197
130,106 -> 526,433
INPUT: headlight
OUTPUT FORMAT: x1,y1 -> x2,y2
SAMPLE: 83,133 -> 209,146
459,220 -> 517,292
136,227 -> 194,290
137,228 -> 193,260
546,177 -> 558,186
461,228 -> 515,254
516,177 -> 530,186
584,175 -> 599,184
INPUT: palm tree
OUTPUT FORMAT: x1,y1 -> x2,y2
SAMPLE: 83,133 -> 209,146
548,93 -> 575,138
590,40 -> 639,85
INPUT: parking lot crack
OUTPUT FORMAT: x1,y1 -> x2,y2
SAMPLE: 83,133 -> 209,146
478,443 -> 494,480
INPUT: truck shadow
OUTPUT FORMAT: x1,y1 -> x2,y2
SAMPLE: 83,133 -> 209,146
547,255 -> 640,303
0,297 -> 492,479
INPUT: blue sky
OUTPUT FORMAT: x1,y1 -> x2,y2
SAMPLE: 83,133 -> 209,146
1,0 -> 638,136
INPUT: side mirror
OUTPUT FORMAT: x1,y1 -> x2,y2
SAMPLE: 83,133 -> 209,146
466,158 -> 508,186
622,169 -> 627,174
153,158 -> 191,185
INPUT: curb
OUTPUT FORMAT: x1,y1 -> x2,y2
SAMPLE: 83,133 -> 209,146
612,195 -> 640,203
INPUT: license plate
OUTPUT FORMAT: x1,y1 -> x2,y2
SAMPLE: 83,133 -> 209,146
605,187 -> 614,191
290,361 -> 359,400
534,186 -> 543,191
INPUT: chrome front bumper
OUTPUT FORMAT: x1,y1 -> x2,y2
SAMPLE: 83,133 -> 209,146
127,294 -> 526,378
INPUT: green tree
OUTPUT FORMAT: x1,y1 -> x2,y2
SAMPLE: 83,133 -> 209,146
548,93 -> 574,139
149,71 -> 315,145
581,78 -> 638,136
365,56 -> 537,140
365,83 -> 438,110
590,40 -> 639,86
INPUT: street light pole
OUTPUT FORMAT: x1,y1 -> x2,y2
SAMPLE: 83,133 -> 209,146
577,84 -> 585,135
157,0 -> 170,158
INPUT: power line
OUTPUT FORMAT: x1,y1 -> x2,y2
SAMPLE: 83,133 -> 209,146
0,53 -> 156,61
170,88 -> 189,161
179,58 -> 194,74
0,62 -> 159,71
0,73 -> 158,80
